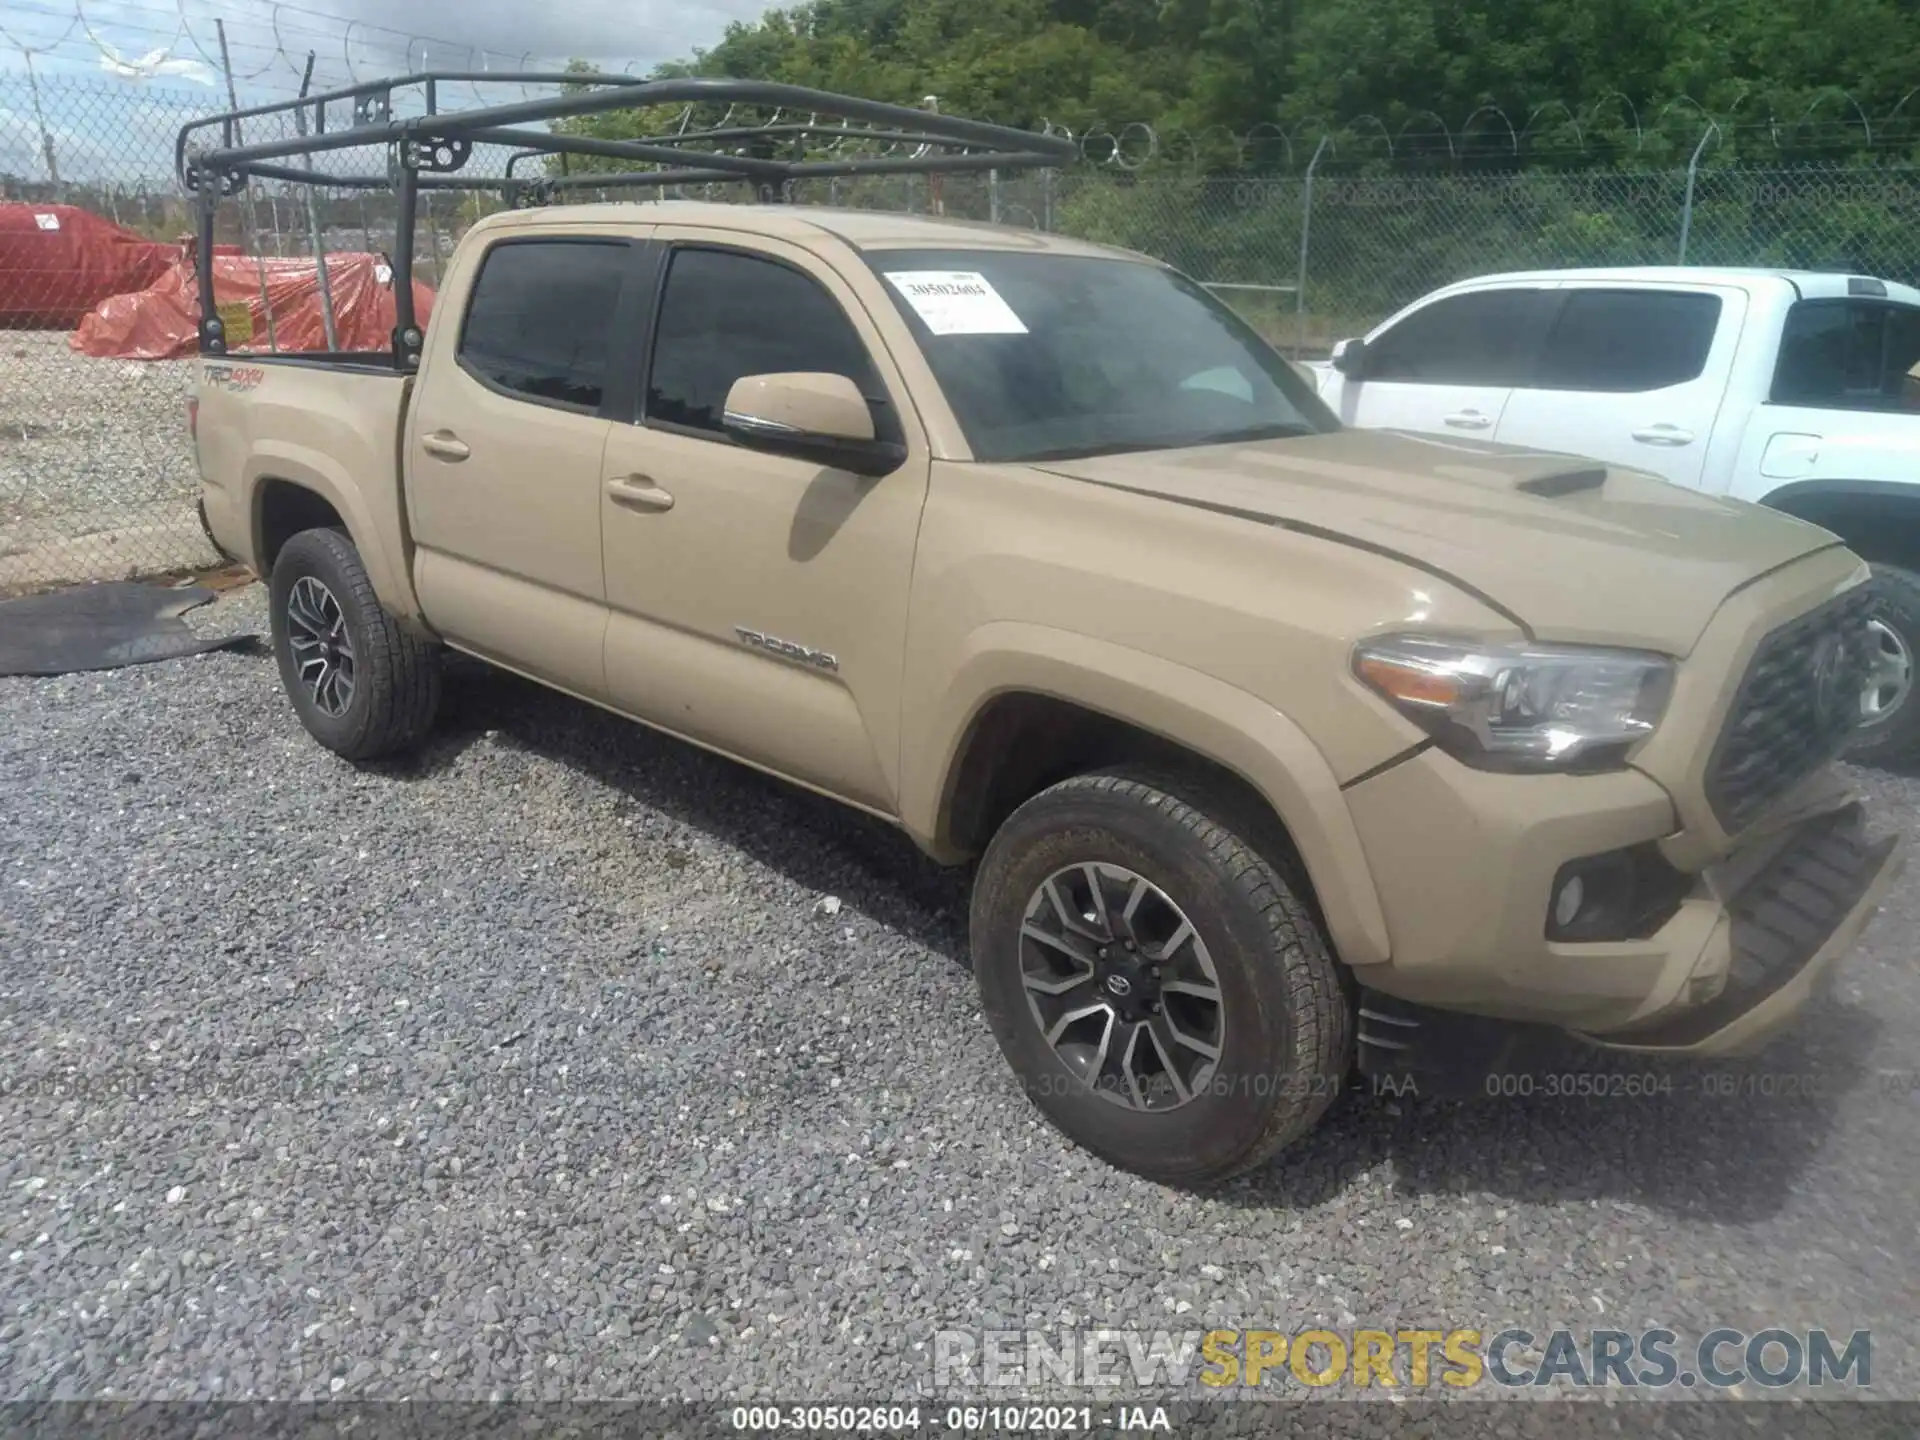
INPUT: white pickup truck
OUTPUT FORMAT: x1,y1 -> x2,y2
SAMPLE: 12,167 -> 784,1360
1312,266 -> 1920,764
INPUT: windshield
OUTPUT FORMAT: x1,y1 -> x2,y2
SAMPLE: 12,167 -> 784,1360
866,248 -> 1338,463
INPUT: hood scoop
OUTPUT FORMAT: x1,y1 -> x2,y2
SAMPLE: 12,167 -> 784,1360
1514,465 -> 1608,498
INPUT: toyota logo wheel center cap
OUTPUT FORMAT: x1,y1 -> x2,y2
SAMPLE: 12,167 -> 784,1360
1090,948 -> 1161,1022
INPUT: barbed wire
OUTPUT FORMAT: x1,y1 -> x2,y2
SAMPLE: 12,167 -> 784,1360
1050,91 -> 1920,169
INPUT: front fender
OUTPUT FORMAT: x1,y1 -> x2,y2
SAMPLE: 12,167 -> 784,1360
901,621 -> 1393,967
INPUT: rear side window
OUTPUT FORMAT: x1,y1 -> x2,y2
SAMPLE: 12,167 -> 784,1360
1534,289 -> 1722,392
1772,299 -> 1920,411
645,247 -> 884,435
458,240 -> 629,411
1363,289 -> 1552,385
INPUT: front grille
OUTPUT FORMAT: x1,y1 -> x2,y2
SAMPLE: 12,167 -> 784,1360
1705,585 -> 1877,833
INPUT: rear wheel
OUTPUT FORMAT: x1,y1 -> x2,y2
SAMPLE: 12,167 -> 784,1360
970,769 -> 1352,1185
269,526 -> 439,761
1847,562 -> 1920,768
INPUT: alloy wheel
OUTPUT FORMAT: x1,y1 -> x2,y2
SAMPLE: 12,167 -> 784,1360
1861,617 -> 1913,726
285,575 -> 356,717
1018,862 -> 1225,1111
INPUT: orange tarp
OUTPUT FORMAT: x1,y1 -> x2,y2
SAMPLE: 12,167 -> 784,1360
71,251 -> 436,360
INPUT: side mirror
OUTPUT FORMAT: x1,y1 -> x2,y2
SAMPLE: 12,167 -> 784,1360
1330,337 -> 1367,378
721,372 -> 905,477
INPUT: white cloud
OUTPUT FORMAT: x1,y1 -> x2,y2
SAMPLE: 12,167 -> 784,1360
316,0 -> 769,69
0,0 -> 780,102
0,0 -> 785,187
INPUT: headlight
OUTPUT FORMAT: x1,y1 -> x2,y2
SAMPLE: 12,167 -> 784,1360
1352,635 -> 1674,772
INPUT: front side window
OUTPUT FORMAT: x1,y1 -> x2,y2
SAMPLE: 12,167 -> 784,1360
1772,299 -> 1920,412
645,248 -> 885,435
868,248 -> 1335,463
1362,289 -> 1553,386
458,240 -> 629,410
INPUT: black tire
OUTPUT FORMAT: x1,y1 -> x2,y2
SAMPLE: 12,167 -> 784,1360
269,526 -> 439,761
970,769 -> 1352,1185
1847,562 -> 1920,768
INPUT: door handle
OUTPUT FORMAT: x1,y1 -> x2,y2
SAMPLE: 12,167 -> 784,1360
1442,410 -> 1492,430
421,430 -> 470,461
1631,424 -> 1695,447
605,475 -> 675,512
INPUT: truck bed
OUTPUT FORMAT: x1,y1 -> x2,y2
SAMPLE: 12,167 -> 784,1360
194,356 -> 421,618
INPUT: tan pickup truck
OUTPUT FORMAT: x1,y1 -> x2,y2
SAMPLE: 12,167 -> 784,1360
192,200 -> 1902,1183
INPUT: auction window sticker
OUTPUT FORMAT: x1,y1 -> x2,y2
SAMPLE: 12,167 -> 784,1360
884,270 -> 1028,335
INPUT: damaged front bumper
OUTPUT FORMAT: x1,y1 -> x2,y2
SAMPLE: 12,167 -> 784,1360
1354,802 -> 1903,1090
1576,803 -> 1902,1056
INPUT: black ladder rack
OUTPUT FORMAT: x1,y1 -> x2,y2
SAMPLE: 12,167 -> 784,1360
175,73 -> 1076,366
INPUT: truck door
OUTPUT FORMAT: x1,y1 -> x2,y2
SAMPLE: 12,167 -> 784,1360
1729,295 -> 1920,504
1323,286 -> 1553,440
407,233 -> 646,698
598,233 -> 931,813
1493,284 -> 1744,489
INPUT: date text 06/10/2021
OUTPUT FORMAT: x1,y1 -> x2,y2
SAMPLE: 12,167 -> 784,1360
728,1407 -> 1171,1432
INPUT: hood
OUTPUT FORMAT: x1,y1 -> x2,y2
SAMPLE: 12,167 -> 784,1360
1033,430 -> 1842,654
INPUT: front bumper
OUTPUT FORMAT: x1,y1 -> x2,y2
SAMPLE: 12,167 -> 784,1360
1344,746 -> 1900,1054
1580,803 -> 1902,1055
1352,805 -> 1900,1088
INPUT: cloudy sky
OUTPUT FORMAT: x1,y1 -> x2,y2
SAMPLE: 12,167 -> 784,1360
0,0 -> 782,182
2,0 -> 774,89
286,0 -> 773,74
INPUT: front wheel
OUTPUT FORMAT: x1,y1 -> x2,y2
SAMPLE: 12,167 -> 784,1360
269,526 -> 440,761
1846,562 -> 1920,768
970,770 -> 1352,1185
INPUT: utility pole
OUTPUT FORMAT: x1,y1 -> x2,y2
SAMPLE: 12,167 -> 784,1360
216,18 -> 277,350
295,51 -> 339,349
22,53 -> 63,200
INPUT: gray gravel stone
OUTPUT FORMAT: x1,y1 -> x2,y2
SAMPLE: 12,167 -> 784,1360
0,582 -> 1916,1404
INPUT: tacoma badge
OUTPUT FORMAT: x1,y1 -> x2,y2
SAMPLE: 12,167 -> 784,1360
735,626 -> 838,672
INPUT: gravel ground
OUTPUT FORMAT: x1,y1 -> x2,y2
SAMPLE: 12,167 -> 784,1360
0,334 -> 213,589
2,583 -> 1917,1410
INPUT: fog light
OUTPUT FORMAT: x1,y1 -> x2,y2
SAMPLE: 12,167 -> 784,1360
1552,874 -> 1586,930
1545,844 -> 1693,943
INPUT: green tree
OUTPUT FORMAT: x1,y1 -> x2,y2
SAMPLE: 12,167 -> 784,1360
558,0 -> 1920,166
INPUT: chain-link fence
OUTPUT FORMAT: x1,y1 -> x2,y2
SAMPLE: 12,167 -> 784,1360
8,73 -> 1920,590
